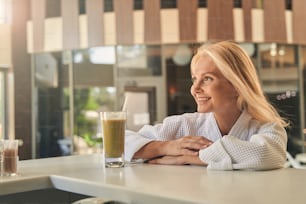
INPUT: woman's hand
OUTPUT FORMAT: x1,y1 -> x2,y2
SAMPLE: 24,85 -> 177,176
147,155 -> 207,166
133,136 -> 212,160
163,136 -> 212,156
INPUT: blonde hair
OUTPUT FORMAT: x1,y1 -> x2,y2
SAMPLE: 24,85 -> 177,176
191,41 -> 288,127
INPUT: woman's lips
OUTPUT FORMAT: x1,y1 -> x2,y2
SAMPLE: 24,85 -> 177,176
196,96 -> 211,103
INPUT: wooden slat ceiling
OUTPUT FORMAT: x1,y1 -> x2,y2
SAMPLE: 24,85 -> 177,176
207,0 -> 234,40
177,0 -> 198,42
86,0 -> 104,47
27,0 -> 306,52
292,0 -> 306,44
263,0 -> 287,42
113,0 -> 134,44
61,0 -> 80,49
143,0 -> 161,43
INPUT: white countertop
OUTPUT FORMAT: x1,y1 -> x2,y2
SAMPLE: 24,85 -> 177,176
0,154 -> 305,204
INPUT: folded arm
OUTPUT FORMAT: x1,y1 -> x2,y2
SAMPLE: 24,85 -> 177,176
133,136 -> 212,165
199,123 -> 287,170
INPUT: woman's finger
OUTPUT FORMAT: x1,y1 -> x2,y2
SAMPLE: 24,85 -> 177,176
179,137 -> 212,150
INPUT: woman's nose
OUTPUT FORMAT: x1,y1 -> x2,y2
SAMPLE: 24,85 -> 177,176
192,83 -> 202,93
192,81 -> 202,90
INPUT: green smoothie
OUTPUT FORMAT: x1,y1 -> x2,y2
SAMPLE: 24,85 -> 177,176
102,119 -> 125,158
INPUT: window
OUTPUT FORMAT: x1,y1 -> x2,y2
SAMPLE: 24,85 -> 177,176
0,0 -> 11,24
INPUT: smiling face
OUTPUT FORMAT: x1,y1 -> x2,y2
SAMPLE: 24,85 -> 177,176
190,54 -> 239,115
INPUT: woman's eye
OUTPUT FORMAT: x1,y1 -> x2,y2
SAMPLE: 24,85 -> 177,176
191,76 -> 213,85
203,76 -> 213,82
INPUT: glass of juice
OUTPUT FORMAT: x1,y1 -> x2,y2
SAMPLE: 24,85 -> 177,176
100,111 -> 126,168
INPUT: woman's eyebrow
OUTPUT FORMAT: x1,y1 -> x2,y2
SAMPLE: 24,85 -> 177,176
200,71 -> 216,76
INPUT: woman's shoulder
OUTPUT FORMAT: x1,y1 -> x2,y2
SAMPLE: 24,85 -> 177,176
245,112 -> 287,136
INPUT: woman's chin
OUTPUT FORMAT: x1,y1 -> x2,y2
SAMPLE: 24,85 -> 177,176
197,107 -> 210,113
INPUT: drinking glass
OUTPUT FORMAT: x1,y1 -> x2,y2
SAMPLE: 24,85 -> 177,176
100,112 -> 126,168
3,139 -> 19,176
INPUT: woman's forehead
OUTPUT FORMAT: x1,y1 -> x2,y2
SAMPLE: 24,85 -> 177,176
192,55 -> 216,71
191,55 -> 227,78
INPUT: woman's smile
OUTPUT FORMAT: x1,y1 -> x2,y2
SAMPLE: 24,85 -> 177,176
195,95 -> 211,104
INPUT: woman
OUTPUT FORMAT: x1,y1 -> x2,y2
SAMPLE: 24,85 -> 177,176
125,41 -> 288,170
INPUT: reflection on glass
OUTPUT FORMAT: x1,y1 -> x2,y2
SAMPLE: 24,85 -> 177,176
117,45 -> 161,76
89,46 -> 115,64
73,46 -> 116,65
72,48 -> 116,154
258,43 -> 301,154
33,50 -> 117,157
164,44 -> 196,116
73,86 -> 116,154
172,44 -> 192,66
116,44 -> 163,126
259,44 -> 298,92
34,52 -> 66,158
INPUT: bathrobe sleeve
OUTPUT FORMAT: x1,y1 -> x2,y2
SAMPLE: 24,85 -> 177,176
124,113 -> 200,161
199,122 -> 287,170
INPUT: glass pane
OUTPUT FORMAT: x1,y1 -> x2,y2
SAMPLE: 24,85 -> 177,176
72,47 -> 116,154
116,45 -> 163,129
34,52 -> 70,158
117,45 -> 162,77
164,44 -> 196,116
258,43 -> 301,154
33,47 -> 117,158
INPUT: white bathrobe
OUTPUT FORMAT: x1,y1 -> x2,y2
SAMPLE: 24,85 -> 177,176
125,110 -> 287,170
